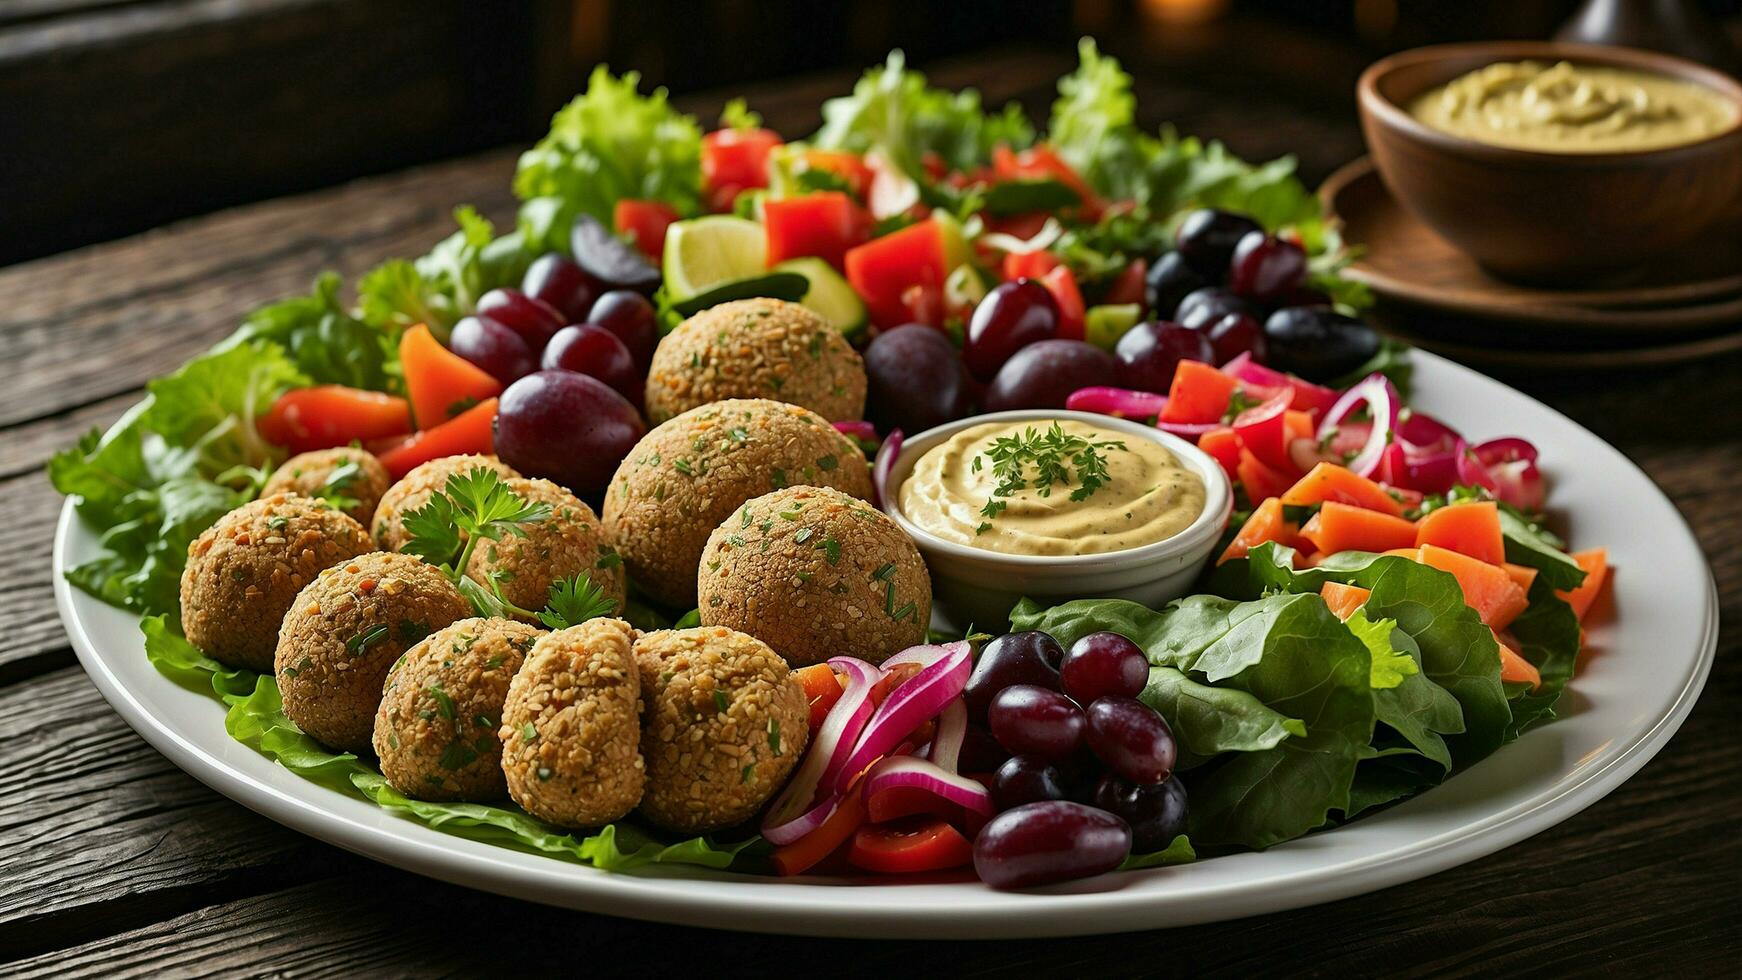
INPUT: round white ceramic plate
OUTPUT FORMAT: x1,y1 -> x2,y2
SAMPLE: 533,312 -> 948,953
54,351 -> 1717,939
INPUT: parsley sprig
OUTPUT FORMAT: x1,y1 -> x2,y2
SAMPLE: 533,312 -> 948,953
969,422 -> 1127,533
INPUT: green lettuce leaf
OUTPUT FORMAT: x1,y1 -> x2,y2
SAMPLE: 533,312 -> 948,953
1501,578 -> 1583,738
140,341 -> 307,476
1498,506 -> 1586,591
359,208 -> 538,342
1347,610 -> 1418,690
1121,834 -> 1196,871
222,272 -> 399,392
1139,665 -> 1305,769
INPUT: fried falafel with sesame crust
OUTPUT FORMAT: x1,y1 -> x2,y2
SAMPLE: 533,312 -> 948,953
633,626 -> 809,834
261,447 -> 392,527
644,298 -> 867,424
697,485 -> 930,666
276,552 -> 470,753
371,454 -> 520,551
180,493 -> 372,672
602,399 -> 873,608
464,478 -> 627,621
498,618 -> 645,828
373,617 -> 543,801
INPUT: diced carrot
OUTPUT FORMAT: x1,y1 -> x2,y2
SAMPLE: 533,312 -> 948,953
1414,500 -> 1505,565
1220,498 -> 1301,564
1198,427 -> 1241,481
258,385 -> 412,454
1299,501 -> 1419,556
1320,581 -> 1372,621
1382,547 -> 1423,559
1283,409 -> 1315,443
794,664 -> 845,731
1556,548 -> 1609,621
769,783 -> 867,877
1158,360 -> 1239,424
1494,633 -> 1542,690
1236,449 -> 1295,506
376,398 -> 498,480
1280,462 -> 1405,517
1503,562 -> 1539,593
400,324 -> 502,430
1416,543 -> 1529,631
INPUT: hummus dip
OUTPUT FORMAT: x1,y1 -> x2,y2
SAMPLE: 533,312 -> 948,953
1408,60 -> 1738,153
898,419 -> 1206,557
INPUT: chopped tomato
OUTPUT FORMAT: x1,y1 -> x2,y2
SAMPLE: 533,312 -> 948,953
991,144 -> 1104,219
1299,501 -> 1419,555
1220,497 -> 1302,564
793,664 -> 845,731
377,398 -> 498,480
1102,258 -> 1148,309
981,211 -> 1052,243
1158,360 -> 1239,424
844,219 -> 948,328
1281,463 -> 1406,518
259,386 -> 412,454
847,816 -> 973,874
1001,249 -> 1061,282
769,783 -> 866,877
1198,426 -> 1241,481
1236,449 -> 1296,510
799,149 -> 874,198
613,200 -> 679,261
900,283 -> 945,329
1039,265 -> 1085,341
701,127 -> 782,193
1231,389 -> 1296,474
1414,500 -> 1505,565
399,324 -> 502,430
764,192 -> 869,270
1320,581 -> 1372,621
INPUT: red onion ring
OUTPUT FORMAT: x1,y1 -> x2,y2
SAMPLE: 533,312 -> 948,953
761,657 -> 882,844
871,428 -> 903,511
833,643 -> 973,793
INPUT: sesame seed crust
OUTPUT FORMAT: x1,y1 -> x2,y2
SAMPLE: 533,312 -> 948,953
499,618 -> 646,828
464,478 -> 627,620
602,398 -> 873,608
373,617 -> 542,802
180,492 -> 372,672
371,454 -> 520,551
643,298 -> 867,425
261,447 -> 392,527
633,626 -> 809,835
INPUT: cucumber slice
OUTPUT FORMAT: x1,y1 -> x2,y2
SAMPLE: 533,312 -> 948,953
1085,303 -> 1143,351
668,272 -> 810,318
773,258 -> 869,337
662,216 -> 768,302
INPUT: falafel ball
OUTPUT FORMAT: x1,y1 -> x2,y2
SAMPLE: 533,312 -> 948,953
371,454 -> 520,551
499,618 -> 645,828
261,447 -> 392,526
644,298 -> 866,424
373,617 -> 542,801
697,486 -> 930,666
633,626 -> 809,834
276,552 -> 471,753
602,399 -> 873,608
180,493 -> 372,672
464,478 -> 627,621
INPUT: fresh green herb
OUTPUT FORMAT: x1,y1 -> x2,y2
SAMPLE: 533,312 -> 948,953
973,422 -> 1126,527
439,740 -> 479,771
538,574 -> 618,630
346,624 -> 390,655
426,681 -> 457,722
767,719 -> 783,756
713,690 -> 730,713
794,528 -> 813,544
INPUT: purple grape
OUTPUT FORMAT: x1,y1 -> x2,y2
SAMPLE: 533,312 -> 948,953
1092,774 -> 1188,853
542,324 -> 640,406
449,315 -> 535,385
570,214 -> 660,294
964,632 -> 1064,723
1228,232 -> 1307,303
958,725 -> 1012,775
522,254 -> 603,323
863,325 -> 973,434
1262,306 -> 1381,383
1175,287 -> 1261,330
1113,321 -> 1214,394
1145,251 -> 1209,318
1084,697 -> 1177,785
965,280 -> 1058,381
476,288 -> 567,351
1206,312 -> 1266,365
983,339 -> 1116,412
1175,209 -> 1262,275
972,801 -> 1132,889
587,290 -> 659,374
494,370 -> 646,495
993,756 -> 1069,810
989,685 -> 1085,761
1060,632 -> 1149,703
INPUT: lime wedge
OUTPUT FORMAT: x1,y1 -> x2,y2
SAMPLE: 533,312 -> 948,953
662,216 -> 768,302
773,258 -> 869,338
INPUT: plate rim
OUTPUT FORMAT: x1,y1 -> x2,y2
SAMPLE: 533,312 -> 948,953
51,351 -> 1720,938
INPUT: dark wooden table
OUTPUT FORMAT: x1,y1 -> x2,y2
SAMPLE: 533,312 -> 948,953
3,48 -> 1738,976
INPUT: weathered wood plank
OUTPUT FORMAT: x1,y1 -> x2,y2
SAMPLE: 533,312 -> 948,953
0,474 -> 78,683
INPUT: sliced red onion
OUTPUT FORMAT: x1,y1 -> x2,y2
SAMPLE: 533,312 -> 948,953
1402,438 -> 1465,495
862,754 -> 994,820
1456,448 -> 1500,494
883,640 -> 970,671
1289,436 -> 1331,474
1474,437 -> 1545,511
833,643 -> 973,793
1065,386 -> 1167,422
761,657 -> 882,844
1397,409 -> 1460,458
1155,419 -> 1227,438
1222,353 -> 1337,417
928,698 -> 968,774
871,427 -> 903,510
833,420 -> 879,444
1473,436 -> 1539,467
1318,373 -> 1400,478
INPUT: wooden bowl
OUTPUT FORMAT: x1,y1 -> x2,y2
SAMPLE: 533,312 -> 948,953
1357,42 -> 1742,284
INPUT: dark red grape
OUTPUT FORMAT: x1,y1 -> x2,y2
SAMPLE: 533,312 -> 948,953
542,324 -> 640,405
571,214 -> 661,294
1174,287 -> 1260,330
1092,774 -> 1188,853
863,325 -> 974,434
989,685 -> 1086,761
1285,285 -> 1332,307
1228,232 -> 1307,303
972,801 -> 1132,889
983,339 -> 1115,412
993,756 -> 1068,810
1145,251 -> 1208,319
494,370 -> 646,495
449,315 -> 535,385
586,290 -> 659,374
476,288 -> 567,351
964,631 -> 1064,723
1084,697 -> 1177,785
964,280 -> 1058,381
1175,209 -> 1262,275
1263,306 -> 1381,383
1113,321 -> 1214,394
1060,632 -> 1149,703
958,725 -> 1012,775
522,254 -> 603,323
1206,312 -> 1266,365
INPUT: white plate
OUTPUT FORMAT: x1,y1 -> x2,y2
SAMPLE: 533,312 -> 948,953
53,351 -> 1717,939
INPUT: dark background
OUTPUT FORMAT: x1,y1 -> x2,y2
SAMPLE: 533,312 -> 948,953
2,0 -> 1737,267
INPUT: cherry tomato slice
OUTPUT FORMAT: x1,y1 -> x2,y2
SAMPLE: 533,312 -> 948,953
847,816 -> 973,874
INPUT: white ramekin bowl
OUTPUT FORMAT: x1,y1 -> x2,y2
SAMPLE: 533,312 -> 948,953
881,409 -> 1234,632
